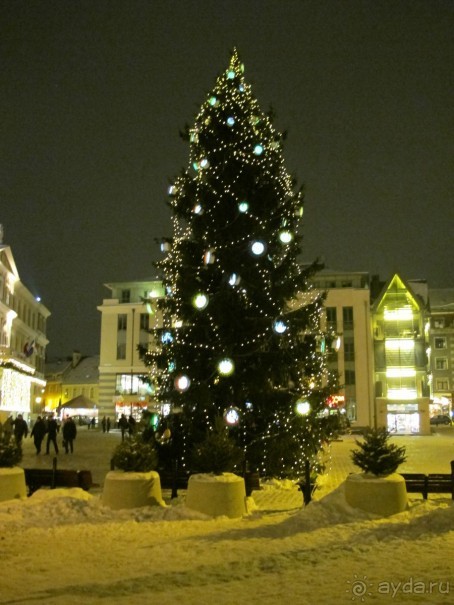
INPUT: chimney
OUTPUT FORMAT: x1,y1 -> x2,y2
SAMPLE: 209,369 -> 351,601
72,350 -> 82,367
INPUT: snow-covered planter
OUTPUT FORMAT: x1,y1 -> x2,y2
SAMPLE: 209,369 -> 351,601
185,472 -> 247,518
345,472 -> 408,516
102,470 -> 165,510
0,467 -> 27,502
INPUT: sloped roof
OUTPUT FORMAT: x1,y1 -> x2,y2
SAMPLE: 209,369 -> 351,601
64,356 -> 99,385
61,395 -> 97,409
429,288 -> 454,311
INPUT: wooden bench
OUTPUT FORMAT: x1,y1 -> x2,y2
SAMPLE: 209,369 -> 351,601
24,458 -> 99,496
401,461 -> 454,500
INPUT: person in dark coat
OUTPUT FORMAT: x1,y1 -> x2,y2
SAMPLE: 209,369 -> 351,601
118,414 -> 128,441
30,416 -> 47,454
13,414 -> 28,445
62,416 -> 77,454
45,414 -> 59,455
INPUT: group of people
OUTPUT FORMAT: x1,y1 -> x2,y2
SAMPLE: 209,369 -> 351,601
118,413 -> 137,441
2,414 -> 78,455
100,416 -> 112,433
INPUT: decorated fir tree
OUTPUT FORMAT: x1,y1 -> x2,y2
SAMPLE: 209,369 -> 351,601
142,49 -> 337,478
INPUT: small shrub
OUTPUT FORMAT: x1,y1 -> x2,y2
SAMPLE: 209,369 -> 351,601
351,427 -> 406,477
112,436 -> 158,472
191,422 -> 244,475
0,434 -> 22,468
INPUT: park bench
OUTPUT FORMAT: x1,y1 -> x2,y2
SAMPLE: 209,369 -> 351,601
24,457 -> 99,496
401,460 -> 454,500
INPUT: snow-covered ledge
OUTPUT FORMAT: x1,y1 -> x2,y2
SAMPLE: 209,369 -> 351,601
102,470 -> 165,510
185,472 -> 247,518
0,467 -> 27,502
345,473 -> 408,517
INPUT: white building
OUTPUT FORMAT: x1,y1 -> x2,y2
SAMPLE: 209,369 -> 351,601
0,237 -> 50,422
97,279 -> 164,419
310,269 -> 375,428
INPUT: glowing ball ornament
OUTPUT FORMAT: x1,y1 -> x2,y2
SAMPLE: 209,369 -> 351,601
168,185 -> 177,195
250,240 -> 266,256
296,400 -> 311,416
253,144 -> 263,156
175,375 -> 190,392
226,117 -> 235,126
209,96 -> 218,106
273,319 -> 287,334
223,407 -> 241,427
200,158 -> 209,169
238,201 -> 249,213
227,70 -> 235,79
193,293 -> 209,310
279,230 -> 293,244
228,273 -> 241,286
218,358 -> 234,376
193,204 -> 203,214
161,331 -> 173,344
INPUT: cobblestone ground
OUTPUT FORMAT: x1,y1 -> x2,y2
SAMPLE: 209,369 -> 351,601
19,423 -> 454,510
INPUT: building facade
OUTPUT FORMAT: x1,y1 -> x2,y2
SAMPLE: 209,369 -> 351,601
371,274 -> 431,435
0,240 -> 50,422
310,270 -> 375,428
97,280 -> 165,420
44,352 -> 100,421
428,288 -> 454,416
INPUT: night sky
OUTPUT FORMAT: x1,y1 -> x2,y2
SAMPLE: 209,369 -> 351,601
1,1 -> 452,359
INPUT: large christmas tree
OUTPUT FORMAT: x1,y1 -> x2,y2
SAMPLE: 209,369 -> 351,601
143,49 -> 337,478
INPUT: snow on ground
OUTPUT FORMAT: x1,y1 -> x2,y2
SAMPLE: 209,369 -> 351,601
0,428 -> 453,604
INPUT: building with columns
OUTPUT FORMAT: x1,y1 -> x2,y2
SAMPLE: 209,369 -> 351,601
0,236 -> 50,422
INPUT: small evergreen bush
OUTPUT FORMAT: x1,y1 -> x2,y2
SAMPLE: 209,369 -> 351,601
191,421 -> 244,475
351,427 -> 407,477
111,435 -> 158,473
0,434 -> 22,468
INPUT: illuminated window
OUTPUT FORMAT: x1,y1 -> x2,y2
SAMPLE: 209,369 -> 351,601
434,337 -> 446,349
433,318 -> 445,329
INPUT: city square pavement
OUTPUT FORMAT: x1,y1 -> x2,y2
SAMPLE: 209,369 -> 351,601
18,422 -> 454,502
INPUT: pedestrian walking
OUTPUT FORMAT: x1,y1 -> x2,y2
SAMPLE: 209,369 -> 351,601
30,416 -> 47,454
128,415 -> 136,437
106,417 -> 111,433
118,414 -> 128,441
101,416 -> 106,433
45,414 -> 59,455
13,414 -> 28,445
62,416 -> 77,454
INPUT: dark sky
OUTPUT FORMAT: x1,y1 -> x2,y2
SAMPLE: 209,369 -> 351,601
1,0 -> 452,359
